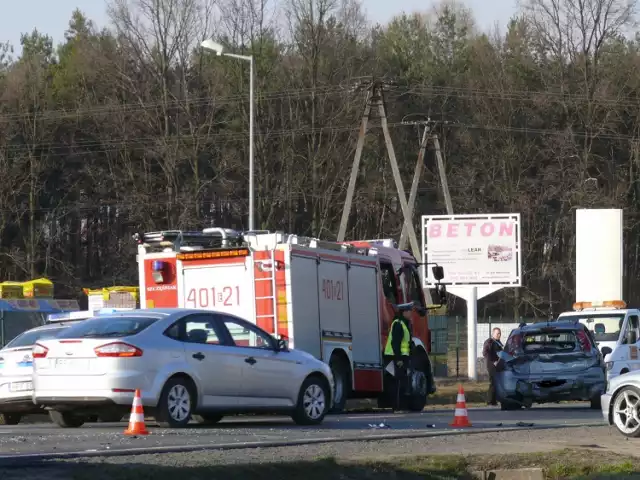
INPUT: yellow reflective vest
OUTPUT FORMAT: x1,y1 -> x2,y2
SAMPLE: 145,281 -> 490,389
384,318 -> 411,356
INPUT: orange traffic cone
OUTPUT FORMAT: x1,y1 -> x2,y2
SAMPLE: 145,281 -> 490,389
124,389 -> 149,435
450,384 -> 472,427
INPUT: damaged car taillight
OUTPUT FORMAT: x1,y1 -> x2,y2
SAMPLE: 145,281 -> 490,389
505,333 -> 523,356
576,330 -> 592,353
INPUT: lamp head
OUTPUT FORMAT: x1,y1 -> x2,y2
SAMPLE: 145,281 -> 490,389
201,39 -> 225,56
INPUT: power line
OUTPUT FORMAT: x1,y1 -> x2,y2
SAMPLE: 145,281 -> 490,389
0,186 -> 451,215
3,117 -> 640,157
2,83 -> 640,123
0,85 -> 353,122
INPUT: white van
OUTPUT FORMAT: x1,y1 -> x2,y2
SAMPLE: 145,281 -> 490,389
557,300 -> 640,381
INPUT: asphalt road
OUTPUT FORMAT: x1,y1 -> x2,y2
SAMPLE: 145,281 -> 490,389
0,403 -> 605,459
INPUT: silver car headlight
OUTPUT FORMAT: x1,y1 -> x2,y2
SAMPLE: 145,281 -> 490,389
605,361 -> 614,371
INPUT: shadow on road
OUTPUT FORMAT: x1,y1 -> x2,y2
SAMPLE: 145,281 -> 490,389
0,457 -> 474,480
3,455 -> 640,480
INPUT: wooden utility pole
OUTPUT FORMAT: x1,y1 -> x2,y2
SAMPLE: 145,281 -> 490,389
398,120 -> 454,250
433,135 -> 454,215
337,89 -> 372,242
399,119 -> 431,250
337,80 -> 421,262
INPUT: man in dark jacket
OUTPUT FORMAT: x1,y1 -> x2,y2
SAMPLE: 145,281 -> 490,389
482,327 -> 503,406
384,302 -> 415,411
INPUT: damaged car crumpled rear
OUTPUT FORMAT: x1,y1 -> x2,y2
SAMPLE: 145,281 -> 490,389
495,321 -> 606,410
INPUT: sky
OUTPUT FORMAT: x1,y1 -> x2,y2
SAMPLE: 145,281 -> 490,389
0,0 -> 518,56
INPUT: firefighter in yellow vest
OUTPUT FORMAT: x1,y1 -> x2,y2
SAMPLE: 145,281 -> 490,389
384,302 -> 414,411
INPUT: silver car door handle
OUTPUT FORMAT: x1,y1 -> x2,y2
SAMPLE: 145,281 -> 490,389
192,352 -> 205,361
244,357 -> 257,365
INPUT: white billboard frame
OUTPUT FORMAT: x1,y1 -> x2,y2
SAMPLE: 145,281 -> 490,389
421,213 -> 522,288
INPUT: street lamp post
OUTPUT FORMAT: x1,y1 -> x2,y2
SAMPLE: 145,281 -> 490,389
201,39 -> 255,231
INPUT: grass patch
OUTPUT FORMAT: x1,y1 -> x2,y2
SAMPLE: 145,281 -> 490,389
429,381 -> 488,406
467,449 -> 640,479
346,381 -> 490,411
34,449 -> 640,480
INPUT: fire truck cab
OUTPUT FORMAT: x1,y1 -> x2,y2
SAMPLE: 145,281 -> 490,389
135,228 -> 446,412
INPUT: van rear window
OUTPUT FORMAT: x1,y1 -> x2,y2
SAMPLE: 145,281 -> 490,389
523,330 -> 577,354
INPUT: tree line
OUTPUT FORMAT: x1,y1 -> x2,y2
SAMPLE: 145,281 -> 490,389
0,0 -> 638,316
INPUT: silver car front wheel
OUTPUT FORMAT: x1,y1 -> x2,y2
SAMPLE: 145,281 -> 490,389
612,386 -> 640,438
292,376 -> 329,426
304,384 -> 326,420
156,377 -> 194,428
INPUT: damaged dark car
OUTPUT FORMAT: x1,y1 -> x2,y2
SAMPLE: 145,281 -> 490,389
495,321 -> 605,411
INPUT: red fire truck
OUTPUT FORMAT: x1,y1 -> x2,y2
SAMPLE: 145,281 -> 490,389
134,228 -> 447,412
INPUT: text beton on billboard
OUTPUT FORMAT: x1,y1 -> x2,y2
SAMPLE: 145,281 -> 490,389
424,217 -> 521,286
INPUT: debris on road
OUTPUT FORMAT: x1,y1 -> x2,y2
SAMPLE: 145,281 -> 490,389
368,423 -> 391,429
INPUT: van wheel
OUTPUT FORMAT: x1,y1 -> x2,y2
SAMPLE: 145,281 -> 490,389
292,376 -> 329,426
156,377 -> 194,428
0,413 -> 21,425
49,410 -> 85,428
192,414 -> 223,425
329,355 -> 351,413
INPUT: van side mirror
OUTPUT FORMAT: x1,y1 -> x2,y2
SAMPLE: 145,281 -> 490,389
601,346 -> 613,356
628,330 -> 637,345
432,266 -> 444,281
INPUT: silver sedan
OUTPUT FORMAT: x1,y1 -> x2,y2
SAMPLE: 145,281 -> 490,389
0,322 -> 75,424
601,370 -> 640,437
32,308 -> 333,428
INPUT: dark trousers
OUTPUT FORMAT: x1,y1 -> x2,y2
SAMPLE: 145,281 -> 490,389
486,362 -> 497,404
386,355 -> 410,410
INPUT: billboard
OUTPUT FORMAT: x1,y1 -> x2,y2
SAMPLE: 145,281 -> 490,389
421,213 -> 522,287
575,209 -> 622,303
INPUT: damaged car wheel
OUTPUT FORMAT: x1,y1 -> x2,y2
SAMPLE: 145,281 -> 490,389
500,400 -> 521,411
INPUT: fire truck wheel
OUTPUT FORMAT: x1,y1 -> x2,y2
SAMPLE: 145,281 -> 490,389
329,354 -> 351,413
406,370 -> 428,412
291,375 -> 330,426
155,376 -> 195,428
0,413 -> 21,425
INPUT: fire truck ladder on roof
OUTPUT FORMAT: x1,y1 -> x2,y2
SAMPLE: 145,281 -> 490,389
286,235 -> 360,254
135,229 -> 244,251
254,249 -> 278,336
359,238 -> 398,248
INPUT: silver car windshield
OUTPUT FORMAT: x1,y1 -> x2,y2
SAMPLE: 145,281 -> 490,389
523,330 -> 578,354
56,316 -> 159,339
4,327 -> 66,349
561,314 -> 624,342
